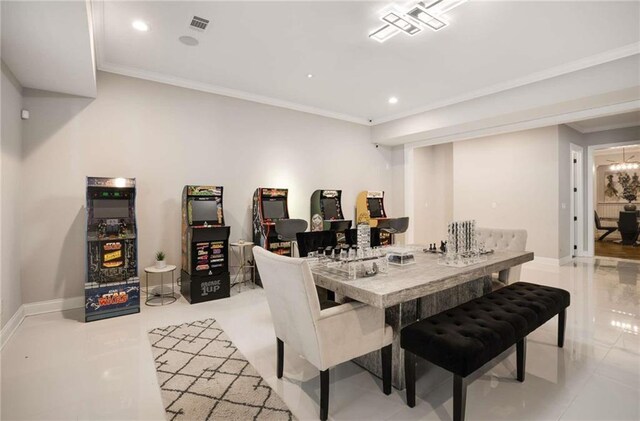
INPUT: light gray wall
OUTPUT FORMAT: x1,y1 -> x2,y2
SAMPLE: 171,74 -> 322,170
20,71 -> 394,304
412,143 -> 453,245
1,61 -> 23,328
452,126 -> 560,259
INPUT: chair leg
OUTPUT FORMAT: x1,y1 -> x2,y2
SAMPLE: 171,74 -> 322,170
404,351 -> 416,407
516,337 -> 526,382
558,309 -> 566,348
381,344 -> 392,395
453,375 -> 467,421
276,338 -> 284,379
320,369 -> 329,421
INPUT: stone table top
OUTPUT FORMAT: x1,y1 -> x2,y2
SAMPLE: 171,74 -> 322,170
310,249 -> 534,308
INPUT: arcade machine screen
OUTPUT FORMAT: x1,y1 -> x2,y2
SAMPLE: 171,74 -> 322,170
190,199 -> 219,224
321,198 -> 339,220
368,198 -> 383,218
263,200 -> 286,220
93,199 -> 130,219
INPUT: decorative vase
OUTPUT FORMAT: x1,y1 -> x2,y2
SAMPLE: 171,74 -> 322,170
155,260 -> 166,269
624,203 -> 637,212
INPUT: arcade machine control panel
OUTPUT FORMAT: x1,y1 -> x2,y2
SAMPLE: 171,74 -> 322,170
85,177 -> 140,322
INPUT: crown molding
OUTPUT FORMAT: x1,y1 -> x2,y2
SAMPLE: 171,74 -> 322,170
371,43 -> 640,125
567,121 -> 640,134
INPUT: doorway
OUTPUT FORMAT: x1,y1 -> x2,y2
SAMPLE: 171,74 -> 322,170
587,142 -> 640,260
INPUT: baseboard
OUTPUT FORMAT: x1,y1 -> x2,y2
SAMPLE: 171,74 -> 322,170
23,296 -> 84,316
1,305 -> 25,350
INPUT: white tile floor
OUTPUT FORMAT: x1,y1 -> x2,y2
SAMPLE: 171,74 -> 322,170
1,257 -> 639,420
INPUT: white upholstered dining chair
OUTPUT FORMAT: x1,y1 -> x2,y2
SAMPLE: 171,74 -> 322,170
477,228 -> 528,287
252,246 -> 393,421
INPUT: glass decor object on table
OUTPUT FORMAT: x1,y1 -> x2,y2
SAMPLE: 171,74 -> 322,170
438,220 -> 487,267
386,246 -> 417,266
308,246 -> 388,280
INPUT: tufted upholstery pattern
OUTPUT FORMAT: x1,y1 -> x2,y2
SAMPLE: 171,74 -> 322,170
477,228 -> 527,284
401,282 -> 570,377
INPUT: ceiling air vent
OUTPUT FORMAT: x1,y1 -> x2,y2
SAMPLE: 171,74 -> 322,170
189,16 -> 210,32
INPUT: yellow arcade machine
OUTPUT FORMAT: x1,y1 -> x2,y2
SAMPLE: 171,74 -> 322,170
355,190 -> 393,246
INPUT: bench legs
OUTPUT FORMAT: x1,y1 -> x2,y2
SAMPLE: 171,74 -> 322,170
558,309 -> 566,348
453,375 -> 467,421
516,338 -> 526,382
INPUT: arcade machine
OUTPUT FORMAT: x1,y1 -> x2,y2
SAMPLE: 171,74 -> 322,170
310,189 -> 352,243
85,177 -> 140,322
356,190 -> 393,246
181,185 -> 231,304
252,187 -> 291,256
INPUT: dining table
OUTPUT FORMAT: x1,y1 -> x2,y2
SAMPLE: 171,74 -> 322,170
310,247 -> 534,389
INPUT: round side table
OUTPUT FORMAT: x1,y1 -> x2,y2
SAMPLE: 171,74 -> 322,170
230,241 -> 255,291
144,265 -> 177,306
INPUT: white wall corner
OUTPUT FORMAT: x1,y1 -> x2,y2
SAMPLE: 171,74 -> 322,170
0,305 -> 25,350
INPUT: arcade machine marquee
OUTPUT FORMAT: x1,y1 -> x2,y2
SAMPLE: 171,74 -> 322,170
85,177 -> 140,322
181,185 -> 231,304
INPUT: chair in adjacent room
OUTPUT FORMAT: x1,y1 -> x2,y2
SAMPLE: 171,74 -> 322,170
476,228 -> 528,289
252,246 -> 393,421
594,211 -> 617,241
275,218 -> 308,256
617,211 -> 639,246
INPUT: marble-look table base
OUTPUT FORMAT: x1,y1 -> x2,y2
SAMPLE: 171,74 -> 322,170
352,276 -> 491,389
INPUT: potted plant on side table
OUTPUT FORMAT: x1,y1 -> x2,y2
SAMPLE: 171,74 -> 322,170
155,251 -> 166,269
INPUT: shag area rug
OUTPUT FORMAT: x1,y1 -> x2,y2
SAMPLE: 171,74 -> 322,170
149,318 -> 295,420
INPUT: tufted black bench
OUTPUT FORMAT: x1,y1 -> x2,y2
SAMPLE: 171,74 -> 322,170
401,281 -> 570,421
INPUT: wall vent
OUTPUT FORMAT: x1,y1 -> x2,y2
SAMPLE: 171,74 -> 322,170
189,16 -> 210,31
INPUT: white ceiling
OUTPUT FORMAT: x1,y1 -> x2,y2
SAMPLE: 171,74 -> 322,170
1,0 -> 96,97
93,0 -> 640,124
568,111 -> 640,134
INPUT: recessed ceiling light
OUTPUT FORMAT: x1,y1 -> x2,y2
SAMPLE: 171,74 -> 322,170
179,35 -> 199,46
132,20 -> 149,32
307,74 -> 313,78
388,97 -> 398,104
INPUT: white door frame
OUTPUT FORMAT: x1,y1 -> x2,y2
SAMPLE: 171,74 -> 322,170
570,143 -> 585,257
586,139 -> 640,256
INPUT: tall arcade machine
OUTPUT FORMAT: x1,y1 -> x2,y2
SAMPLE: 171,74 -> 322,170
252,187 -> 292,256
310,189 -> 352,234
356,190 -> 392,246
181,185 -> 231,303
85,177 -> 140,322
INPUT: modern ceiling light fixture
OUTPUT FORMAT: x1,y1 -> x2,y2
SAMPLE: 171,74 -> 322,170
369,0 -> 467,43
608,148 -> 640,171
382,11 -> 422,35
406,5 -> 448,31
369,25 -> 400,43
